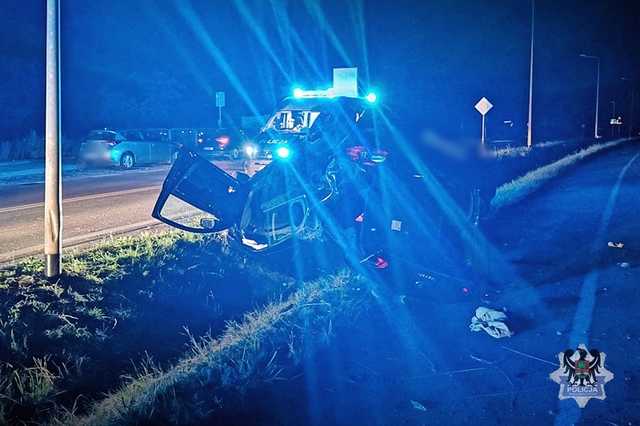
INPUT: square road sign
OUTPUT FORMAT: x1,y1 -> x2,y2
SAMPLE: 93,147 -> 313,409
216,91 -> 226,108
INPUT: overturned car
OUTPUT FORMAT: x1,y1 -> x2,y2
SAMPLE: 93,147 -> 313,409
152,93 -> 483,272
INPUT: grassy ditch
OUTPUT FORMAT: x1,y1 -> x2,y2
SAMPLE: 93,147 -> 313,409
0,230 -> 296,425
490,138 -> 632,211
58,270 -> 369,426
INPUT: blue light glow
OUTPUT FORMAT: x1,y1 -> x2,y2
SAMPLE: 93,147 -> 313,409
366,92 -> 377,103
293,88 -> 304,98
276,146 -> 291,159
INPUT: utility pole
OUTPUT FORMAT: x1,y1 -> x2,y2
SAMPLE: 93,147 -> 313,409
45,0 -> 62,278
621,77 -> 635,138
610,100 -> 616,137
526,0 -> 535,148
580,53 -> 601,139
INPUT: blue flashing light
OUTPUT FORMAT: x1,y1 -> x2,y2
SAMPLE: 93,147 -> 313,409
365,92 -> 377,103
293,88 -> 304,99
275,146 -> 291,159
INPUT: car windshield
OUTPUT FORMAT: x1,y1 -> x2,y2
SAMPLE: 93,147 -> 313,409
87,131 -> 117,141
265,110 -> 321,133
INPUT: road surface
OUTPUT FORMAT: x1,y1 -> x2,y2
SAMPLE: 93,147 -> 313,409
0,160 -> 265,263
256,142 -> 640,426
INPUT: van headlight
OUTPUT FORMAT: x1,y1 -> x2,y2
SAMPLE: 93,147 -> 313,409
243,144 -> 258,158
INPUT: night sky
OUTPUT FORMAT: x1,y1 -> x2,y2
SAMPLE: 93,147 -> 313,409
1,0 -> 638,140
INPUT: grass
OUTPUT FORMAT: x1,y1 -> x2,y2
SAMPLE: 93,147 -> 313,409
0,229 -> 298,425
489,140 -> 565,159
57,270 -> 368,426
490,138 -> 631,211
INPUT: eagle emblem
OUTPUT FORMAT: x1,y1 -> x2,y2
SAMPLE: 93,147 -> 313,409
550,344 -> 613,408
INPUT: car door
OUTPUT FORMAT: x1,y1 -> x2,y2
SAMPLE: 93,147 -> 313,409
123,130 -> 150,164
146,129 -> 172,163
152,148 -> 249,233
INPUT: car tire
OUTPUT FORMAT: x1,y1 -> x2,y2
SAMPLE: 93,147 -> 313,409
120,152 -> 135,169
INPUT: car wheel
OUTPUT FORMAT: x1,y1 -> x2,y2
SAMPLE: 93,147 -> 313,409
120,152 -> 135,169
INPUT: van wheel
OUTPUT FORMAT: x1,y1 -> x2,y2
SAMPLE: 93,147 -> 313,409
120,152 -> 135,169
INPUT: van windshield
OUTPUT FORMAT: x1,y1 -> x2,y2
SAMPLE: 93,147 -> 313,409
265,110 -> 321,133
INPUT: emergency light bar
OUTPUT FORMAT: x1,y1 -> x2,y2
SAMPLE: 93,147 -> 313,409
293,87 -> 335,99
292,68 -> 378,103
292,87 -> 378,103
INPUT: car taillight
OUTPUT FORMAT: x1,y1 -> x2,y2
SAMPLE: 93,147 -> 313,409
216,136 -> 230,148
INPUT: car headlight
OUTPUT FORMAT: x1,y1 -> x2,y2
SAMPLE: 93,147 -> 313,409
243,144 -> 258,157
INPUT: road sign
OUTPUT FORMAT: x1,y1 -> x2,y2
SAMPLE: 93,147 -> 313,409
474,97 -> 493,146
215,91 -> 226,108
475,97 -> 493,115
215,91 -> 225,128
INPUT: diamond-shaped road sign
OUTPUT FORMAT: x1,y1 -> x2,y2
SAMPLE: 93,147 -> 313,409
475,97 -> 493,115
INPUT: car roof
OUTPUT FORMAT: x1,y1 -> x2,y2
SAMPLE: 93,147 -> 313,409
278,96 -> 370,112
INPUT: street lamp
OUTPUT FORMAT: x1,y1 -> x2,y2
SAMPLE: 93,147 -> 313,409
526,0 -> 535,148
579,53 -> 601,139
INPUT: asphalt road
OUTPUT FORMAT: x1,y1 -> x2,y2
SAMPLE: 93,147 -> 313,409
298,141 -> 640,426
0,160 -> 266,263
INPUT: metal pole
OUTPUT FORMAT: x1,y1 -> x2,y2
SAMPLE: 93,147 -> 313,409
630,86 -> 635,138
526,0 -> 535,148
481,114 -> 485,146
622,77 -> 634,138
218,106 -> 222,129
610,100 -> 615,137
45,0 -> 62,278
595,58 -> 600,138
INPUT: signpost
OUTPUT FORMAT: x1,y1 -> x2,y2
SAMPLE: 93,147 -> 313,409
215,91 -> 225,129
475,97 -> 493,146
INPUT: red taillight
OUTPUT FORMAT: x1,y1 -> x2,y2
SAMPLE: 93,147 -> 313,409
216,135 -> 230,148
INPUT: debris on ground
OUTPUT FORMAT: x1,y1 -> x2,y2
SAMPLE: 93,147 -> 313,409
469,306 -> 513,339
617,262 -> 630,268
608,241 -> 625,249
410,400 -> 427,412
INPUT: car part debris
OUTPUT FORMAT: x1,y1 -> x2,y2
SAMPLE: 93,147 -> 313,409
469,306 -> 513,339
410,400 -> 427,412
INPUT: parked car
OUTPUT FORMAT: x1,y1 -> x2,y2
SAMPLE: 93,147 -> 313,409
194,128 -> 252,161
78,129 -> 178,169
